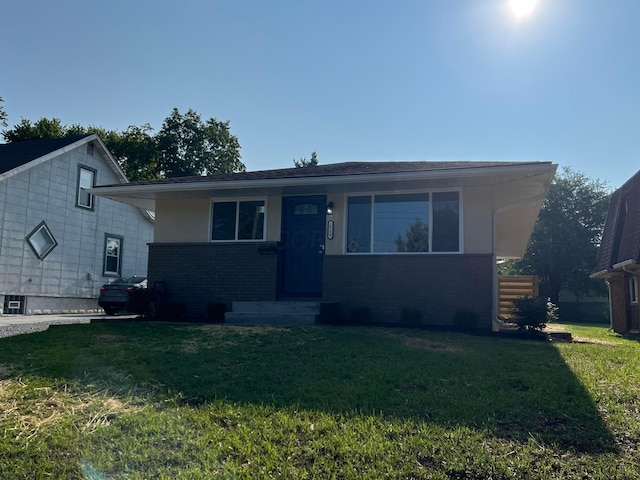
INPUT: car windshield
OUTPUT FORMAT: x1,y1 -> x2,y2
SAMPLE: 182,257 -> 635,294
111,276 -> 146,284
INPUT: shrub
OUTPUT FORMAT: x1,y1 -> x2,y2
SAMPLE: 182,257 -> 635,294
349,307 -> 372,325
453,309 -> 479,331
127,288 -> 153,317
206,303 -> 227,323
160,302 -> 187,320
511,296 -> 558,331
400,308 -> 423,326
316,303 -> 341,325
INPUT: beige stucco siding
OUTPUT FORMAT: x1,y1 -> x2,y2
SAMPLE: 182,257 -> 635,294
462,187 -> 493,254
154,195 -> 282,243
324,195 -> 344,255
154,198 -> 211,243
265,196 -> 281,242
154,187 -> 497,255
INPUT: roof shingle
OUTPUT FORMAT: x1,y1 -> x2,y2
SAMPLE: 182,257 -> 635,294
594,170 -> 640,272
119,160 -> 551,187
0,135 -> 91,175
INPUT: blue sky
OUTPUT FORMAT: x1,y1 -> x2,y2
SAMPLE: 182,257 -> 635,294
2,0 -> 639,189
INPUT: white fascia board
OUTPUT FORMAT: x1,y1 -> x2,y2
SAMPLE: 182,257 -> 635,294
91,134 -> 129,183
91,162 -> 558,199
613,259 -> 638,269
590,269 -> 611,279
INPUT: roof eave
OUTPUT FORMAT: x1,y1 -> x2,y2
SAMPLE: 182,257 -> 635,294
92,162 -> 557,198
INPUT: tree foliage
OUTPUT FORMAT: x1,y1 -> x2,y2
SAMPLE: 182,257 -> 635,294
157,108 -> 243,177
0,97 -> 7,128
395,217 -> 430,252
501,167 -> 610,304
3,117 -> 66,141
1,108 -> 244,181
294,151 -> 318,168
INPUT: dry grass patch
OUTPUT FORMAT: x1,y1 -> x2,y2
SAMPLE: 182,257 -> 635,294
93,333 -> 128,342
379,331 -> 467,353
0,376 -> 142,446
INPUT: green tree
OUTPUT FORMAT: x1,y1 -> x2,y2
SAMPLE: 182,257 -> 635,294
156,108 -> 243,177
3,117 -> 65,141
0,97 -> 7,127
294,151 -> 318,167
395,217 -> 430,252
105,124 -> 160,182
502,167 -> 610,304
2,108 -> 244,180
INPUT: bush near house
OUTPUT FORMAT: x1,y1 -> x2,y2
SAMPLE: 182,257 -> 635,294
511,295 -> 559,331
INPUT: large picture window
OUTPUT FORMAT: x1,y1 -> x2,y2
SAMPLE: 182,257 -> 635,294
77,165 -> 96,209
104,234 -> 123,276
211,200 -> 265,241
346,191 -> 460,254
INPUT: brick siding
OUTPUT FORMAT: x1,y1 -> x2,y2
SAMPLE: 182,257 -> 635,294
149,244 -> 494,327
148,243 -> 278,317
322,254 -> 494,328
609,276 -> 628,333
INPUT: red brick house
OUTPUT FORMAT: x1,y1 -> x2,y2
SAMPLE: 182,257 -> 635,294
592,171 -> 640,333
93,161 -> 556,330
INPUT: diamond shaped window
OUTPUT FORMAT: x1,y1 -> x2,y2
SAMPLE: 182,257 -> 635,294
26,221 -> 57,260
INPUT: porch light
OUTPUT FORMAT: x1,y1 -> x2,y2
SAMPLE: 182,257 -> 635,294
326,201 -> 334,215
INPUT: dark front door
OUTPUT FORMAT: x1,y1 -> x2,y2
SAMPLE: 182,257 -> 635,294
280,195 -> 326,298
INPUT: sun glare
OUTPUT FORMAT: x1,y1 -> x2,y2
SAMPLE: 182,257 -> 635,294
509,0 -> 538,18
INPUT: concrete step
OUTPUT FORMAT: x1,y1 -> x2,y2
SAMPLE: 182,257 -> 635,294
225,301 -> 321,325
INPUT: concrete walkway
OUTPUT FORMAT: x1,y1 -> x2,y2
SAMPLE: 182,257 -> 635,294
0,313 -> 137,338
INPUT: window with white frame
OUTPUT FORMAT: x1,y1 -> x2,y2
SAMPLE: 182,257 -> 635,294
346,191 -> 460,254
211,200 -> 266,241
630,276 -> 638,305
104,234 -> 123,276
26,221 -> 58,260
77,165 -> 96,209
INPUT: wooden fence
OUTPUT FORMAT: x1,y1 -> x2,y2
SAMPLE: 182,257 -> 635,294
498,275 -> 539,319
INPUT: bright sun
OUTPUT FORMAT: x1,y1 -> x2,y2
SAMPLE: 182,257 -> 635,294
509,0 -> 538,18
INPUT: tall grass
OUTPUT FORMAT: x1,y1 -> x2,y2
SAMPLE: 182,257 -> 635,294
0,322 -> 638,478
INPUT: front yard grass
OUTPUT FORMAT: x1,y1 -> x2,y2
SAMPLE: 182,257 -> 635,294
0,322 -> 638,478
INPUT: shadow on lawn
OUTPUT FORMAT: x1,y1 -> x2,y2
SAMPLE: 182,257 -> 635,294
0,322 -> 618,454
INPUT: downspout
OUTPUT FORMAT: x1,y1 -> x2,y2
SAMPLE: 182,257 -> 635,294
605,280 -> 613,331
492,190 -> 551,332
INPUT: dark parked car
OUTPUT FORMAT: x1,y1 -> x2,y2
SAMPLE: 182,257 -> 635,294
98,276 -> 147,315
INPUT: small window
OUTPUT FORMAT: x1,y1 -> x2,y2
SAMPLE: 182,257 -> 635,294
77,165 -> 96,209
630,276 -> 638,305
104,234 -> 123,276
211,200 -> 265,241
26,221 -> 58,260
3,295 -> 26,315
294,203 -> 319,215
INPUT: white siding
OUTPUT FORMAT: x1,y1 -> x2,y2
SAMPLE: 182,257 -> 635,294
0,141 -> 153,313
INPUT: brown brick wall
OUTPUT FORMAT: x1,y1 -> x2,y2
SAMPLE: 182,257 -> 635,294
609,276 -> 628,333
322,254 -> 494,329
148,243 -> 278,317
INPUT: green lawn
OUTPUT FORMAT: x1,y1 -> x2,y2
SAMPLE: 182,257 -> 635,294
0,321 -> 638,479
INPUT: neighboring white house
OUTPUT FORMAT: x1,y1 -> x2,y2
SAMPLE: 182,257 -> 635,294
0,134 -> 154,315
